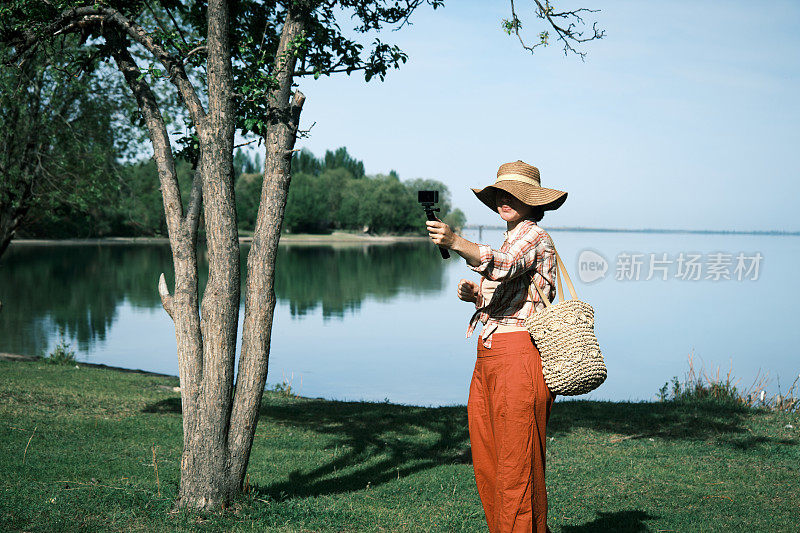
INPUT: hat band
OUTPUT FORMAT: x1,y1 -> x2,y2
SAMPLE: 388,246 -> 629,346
495,173 -> 541,187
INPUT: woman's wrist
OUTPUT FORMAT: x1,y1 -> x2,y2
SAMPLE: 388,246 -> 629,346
449,233 -> 462,251
450,234 -> 467,255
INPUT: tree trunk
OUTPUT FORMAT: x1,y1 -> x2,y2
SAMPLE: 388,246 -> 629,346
109,0 -> 304,509
0,200 -> 27,258
173,0 -> 241,509
108,29 -> 207,508
226,8 -> 306,493
0,60 -> 41,260
0,145 -> 39,260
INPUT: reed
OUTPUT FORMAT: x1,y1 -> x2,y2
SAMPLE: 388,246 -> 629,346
659,350 -> 799,412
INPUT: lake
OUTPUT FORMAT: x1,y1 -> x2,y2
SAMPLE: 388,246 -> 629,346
1,229 -> 798,406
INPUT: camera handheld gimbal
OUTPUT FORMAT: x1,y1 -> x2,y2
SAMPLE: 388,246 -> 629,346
418,190 -> 450,259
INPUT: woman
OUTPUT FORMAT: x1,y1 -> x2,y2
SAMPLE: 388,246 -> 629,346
426,160 -> 567,533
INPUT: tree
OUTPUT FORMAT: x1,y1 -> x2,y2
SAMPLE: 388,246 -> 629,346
0,39 -> 124,257
444,208 -> 466,231
234,170 -> 263,231
233,148 -> 260,178
323,146 -> 365,178
1,0 -> 442,509
282,169 -> 333,232
111,158 -> 196,237
291,147 -> 322,175
246,148 -> 458,235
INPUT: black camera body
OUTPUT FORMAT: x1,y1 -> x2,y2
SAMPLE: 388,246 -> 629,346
417,190 -> 450,259
417,190 -> 438,205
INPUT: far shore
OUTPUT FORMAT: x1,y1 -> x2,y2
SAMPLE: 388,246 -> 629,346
9,231 -> 430,247
13,226 -> 800,248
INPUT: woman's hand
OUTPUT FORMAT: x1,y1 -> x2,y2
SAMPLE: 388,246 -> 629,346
457,279 -> 479,303
426,219 -> 482,267
426,220 -> 457,249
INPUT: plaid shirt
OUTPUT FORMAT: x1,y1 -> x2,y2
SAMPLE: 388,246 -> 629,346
466,219 -> 557,348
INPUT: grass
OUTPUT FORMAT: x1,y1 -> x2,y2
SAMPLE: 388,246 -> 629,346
0,360 -> 798,532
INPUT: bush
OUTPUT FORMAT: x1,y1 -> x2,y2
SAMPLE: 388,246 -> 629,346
664,375 -> 742,406
44,340 -> 77,366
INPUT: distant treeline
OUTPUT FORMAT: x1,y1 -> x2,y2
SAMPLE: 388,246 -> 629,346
240,147 -> 465,234
18,147 -> 465,238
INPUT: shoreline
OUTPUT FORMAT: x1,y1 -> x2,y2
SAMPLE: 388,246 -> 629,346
0,352 -> 177,379
4,353 -> 794,410
9,231 -> 430,247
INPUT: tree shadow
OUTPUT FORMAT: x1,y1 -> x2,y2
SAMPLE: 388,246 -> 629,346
142,397 -> 181,414
139,393 -> 795,501
548,399 -> 749,440
548,400 -> 797,449
561,509 -> 658,532
251,399 -> 470,501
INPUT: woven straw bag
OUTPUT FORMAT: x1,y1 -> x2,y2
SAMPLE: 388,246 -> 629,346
524,242 -> 607,396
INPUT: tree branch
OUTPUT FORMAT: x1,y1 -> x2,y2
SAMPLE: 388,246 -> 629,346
143,0 -> 176,53
293,65 -> 367,77
288,89 -> 306,144
234,138 -> 259,149
14,5 -> 207,126
186,159 -> 203,234
162,4 -> 191,50
508,0 -> 604,60
271,10 -> 304,109
106,30 -> 185,234
158,273 -> 175,320
183,46 -> 208,63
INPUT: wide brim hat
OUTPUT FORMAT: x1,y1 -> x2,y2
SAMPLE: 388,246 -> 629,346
472,160 -> 567,212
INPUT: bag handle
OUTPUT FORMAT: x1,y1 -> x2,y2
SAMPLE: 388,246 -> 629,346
554,246 -> 579,301
528,276 -> 551,308
527,238 -> 578,308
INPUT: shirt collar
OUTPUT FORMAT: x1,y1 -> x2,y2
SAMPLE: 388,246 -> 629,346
502,219 -> 536,241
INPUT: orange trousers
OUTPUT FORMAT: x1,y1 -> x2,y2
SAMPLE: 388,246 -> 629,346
467,331 -> 556,533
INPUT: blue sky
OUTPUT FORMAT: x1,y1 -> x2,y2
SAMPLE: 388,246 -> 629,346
263,1 -> 800,231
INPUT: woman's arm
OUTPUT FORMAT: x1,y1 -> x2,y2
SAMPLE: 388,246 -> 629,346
426,220 -> 546,282
472,236 -> 540,281
426,220 -> 482,266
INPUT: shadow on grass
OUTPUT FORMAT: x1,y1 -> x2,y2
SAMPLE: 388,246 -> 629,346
253,399 -> 470,500
561,509 -> 658,532
141,394 -> 796,500
548,399 -> 796,448
142,397 -> 181,414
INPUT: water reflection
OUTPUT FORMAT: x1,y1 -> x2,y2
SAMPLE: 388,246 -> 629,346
2,232 -> 798,405
276,244 -> 445,319
1,245 -> 173,354
0,241 -> 446,355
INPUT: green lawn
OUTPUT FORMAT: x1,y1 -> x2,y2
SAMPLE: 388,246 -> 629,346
0,360 -> 797,532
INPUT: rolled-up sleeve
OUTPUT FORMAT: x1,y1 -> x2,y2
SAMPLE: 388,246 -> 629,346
468,244 -> 495,277
469,237 -> 539,281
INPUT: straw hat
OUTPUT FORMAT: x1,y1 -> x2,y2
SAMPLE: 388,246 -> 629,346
472,160 -> 567,212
